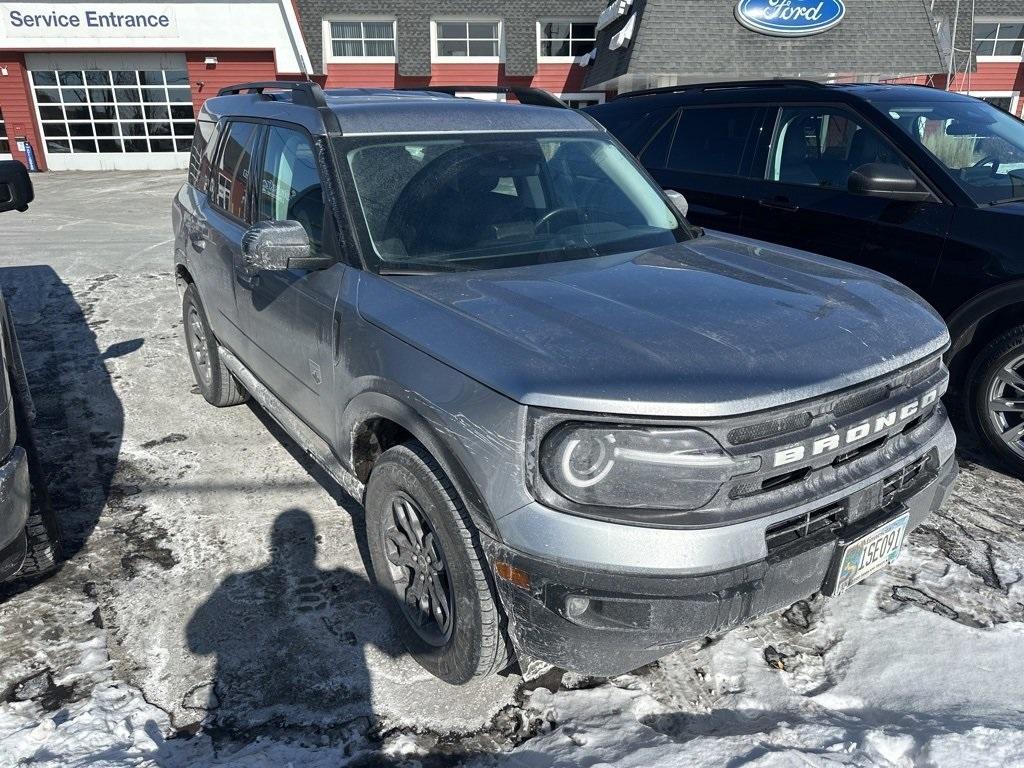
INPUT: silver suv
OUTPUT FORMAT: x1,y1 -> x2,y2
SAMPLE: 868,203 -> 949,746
172,82 -> 957,683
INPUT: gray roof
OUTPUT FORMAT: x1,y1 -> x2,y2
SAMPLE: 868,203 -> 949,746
202,89 -> 598,136
584,0 -> 950,90
295,0 -> 604,77
931,0 -> 1021,78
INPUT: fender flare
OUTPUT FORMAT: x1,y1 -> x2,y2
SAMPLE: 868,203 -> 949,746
341,386 -> 498,538
946,279 -> 1024,363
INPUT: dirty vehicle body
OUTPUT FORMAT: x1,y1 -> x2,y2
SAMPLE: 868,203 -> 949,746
172,83 -> 957,681
586,81 -> 1024,478
0,160 -> 60,582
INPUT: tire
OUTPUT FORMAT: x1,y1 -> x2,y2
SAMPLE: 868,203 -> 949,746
365,441 -> 508,684
967,324 -> 1024,479
182,283 -> 247,407
12,386 -> 61,578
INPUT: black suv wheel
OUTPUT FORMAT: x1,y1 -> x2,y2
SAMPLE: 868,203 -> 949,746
365,441 -> 508,684
968,324 -> 1024,478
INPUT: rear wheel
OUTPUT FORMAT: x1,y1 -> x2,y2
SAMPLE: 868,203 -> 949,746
365,441 -> 508,684
182,283 -> 247,407
968,324 -> 1024,479
12,386 -> 61,578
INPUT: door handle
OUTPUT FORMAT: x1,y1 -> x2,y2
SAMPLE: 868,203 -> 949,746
758,197 -> 799,212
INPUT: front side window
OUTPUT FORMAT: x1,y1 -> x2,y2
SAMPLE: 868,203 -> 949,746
343,133 -> 688,271
329,20 -> 396,58
539,21 -> 597,58
257,126 -> 325,256
667,106 -> 759,176
878,98 -> 1024,205
973,21 -> 1024,57
210,121 -> 258,220
435,21 -> 500,58
766,106 -> 911,189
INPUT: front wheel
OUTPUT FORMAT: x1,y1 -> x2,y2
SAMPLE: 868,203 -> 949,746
365,441 -> 508,684
967,324 -> 1024,479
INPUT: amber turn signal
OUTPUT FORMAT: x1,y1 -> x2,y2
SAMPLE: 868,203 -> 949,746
494,561 -> 530,590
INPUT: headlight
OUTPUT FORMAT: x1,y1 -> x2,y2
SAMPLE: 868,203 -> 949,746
539,424 -> 757,511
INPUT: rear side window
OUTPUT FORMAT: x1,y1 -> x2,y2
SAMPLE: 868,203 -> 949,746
189,119 -> 221,191
209,121 -> 259,221
667,106 -> 760,176
594,105 -> 677,155
256,125 -> 326,257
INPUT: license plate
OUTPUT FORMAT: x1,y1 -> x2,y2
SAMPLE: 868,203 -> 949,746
825,511 -> 910,596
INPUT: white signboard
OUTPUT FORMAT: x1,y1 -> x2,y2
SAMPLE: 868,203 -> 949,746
1,4 -> 178,38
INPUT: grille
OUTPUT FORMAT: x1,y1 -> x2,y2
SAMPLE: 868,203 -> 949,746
881,455 -> 930,507
833,385 -> 889,418
765,504 -> 844,551
727,411 -> 813,446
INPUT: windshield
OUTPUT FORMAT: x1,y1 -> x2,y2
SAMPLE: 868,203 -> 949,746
878,98 -> 1024,205
342,133 -> 689,271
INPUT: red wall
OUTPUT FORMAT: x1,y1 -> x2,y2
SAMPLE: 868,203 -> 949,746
186,50 -> 278,113
0,54 -> 47,170
324,62 -> 591,96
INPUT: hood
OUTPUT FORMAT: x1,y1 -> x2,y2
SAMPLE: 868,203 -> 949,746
357,233 -> 949,418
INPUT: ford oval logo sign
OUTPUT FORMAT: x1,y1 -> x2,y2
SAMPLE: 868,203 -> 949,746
735,0 -> 846,36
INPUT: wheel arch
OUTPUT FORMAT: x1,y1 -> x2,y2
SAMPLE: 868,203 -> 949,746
946,279 -> 1024,388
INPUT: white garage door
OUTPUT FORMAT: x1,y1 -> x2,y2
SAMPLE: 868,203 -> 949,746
26,53 -> 195,171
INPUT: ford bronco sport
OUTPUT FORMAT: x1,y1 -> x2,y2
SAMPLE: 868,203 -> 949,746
172,82 -> 957,683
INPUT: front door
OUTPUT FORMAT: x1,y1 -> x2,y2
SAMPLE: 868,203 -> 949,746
234,123 -> 343,434
742,105 -> 951,296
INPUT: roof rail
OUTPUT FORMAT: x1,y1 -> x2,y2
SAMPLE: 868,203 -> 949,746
217,81 -> 327,109
619,79 -> 825,99
395,85 -> 567,108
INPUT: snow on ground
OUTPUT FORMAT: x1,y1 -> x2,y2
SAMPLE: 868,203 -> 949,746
1,171 -> 1023,767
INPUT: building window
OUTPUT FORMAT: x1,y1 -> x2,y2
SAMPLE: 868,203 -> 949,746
973,21 -> 1024,57
327,19 -> 396,59
539,21 -> 597,59
434,21 -> 501,59
0,109 -> 9,155
559,93 -> 605,109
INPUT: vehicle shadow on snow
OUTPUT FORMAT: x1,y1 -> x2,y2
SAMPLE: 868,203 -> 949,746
0,265 -> 130,596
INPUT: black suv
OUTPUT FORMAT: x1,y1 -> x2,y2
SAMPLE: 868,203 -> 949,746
587,81 -> 1024,477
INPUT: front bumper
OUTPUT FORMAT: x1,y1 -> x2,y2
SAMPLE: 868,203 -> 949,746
486,450 -> 958,677
0,446 -> 30,581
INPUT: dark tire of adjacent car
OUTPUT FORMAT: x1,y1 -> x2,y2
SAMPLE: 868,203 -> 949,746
365,441 -> 509,684
968,324 -> 1024,479
12,385 -> 61,578
182,283 -> 248,408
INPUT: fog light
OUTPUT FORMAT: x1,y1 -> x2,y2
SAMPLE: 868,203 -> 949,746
564,595 -> 590,619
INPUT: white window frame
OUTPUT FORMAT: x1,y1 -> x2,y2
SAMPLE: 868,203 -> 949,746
969,90 -> 1021,116
557,92 -> 606,108
322,16 -> 397,66
431,18 -> 504,63
537,19 -> 598,63
973,18 -> 1024,63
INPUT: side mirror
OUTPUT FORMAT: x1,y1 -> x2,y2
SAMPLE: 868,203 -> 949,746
0,160 -> 34,214
848,163 -> 933,202
664,189 -> 689,219
241,220 -> 329,271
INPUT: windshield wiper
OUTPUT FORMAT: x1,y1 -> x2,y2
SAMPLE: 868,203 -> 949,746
377,261 -> 466,276
987,196 -> 1024,206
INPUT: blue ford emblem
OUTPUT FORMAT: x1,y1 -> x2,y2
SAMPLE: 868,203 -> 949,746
735,0 -> 845,36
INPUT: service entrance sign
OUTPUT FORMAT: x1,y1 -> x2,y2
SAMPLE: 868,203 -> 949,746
1,4 -> 178,37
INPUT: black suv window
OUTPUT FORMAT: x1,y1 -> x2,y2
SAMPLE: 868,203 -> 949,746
210,121 -> 258,221
256,125 -> 326,256
666,106 -> 759,176
765,106 -> 911,189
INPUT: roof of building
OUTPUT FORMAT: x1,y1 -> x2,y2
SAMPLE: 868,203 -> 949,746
584,0 -> 950,91
201,86 -> 598,136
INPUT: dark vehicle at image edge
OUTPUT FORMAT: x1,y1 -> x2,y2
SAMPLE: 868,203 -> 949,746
588,80 -> 1024,478
0,161 -> 61,584
173,82 -> 956,683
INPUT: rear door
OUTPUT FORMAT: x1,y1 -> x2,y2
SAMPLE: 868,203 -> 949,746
741,104 -> 951,295
644,104 -> 768,234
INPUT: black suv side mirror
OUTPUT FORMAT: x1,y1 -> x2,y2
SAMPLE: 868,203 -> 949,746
0,160 -> 34,214
848,163 -> 933,202
241,220 -> 330,271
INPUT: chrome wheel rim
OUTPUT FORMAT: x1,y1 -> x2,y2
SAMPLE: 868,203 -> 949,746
986,352 -> 1024,460
383,493 -> 454,647
187,305 -> 211,386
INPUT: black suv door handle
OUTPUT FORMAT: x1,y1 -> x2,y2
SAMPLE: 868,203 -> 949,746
758,197 -> 799,212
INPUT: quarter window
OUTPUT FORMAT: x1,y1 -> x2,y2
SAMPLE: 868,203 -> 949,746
328,20 -> 396,58
256,126 -> 326,257
210,121 -> 258,221
539,21 -> 597,58
766,106 -> 910,189
666,107 -> 759,176
973,21 -> 1024,57
435,21 -> 500,58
